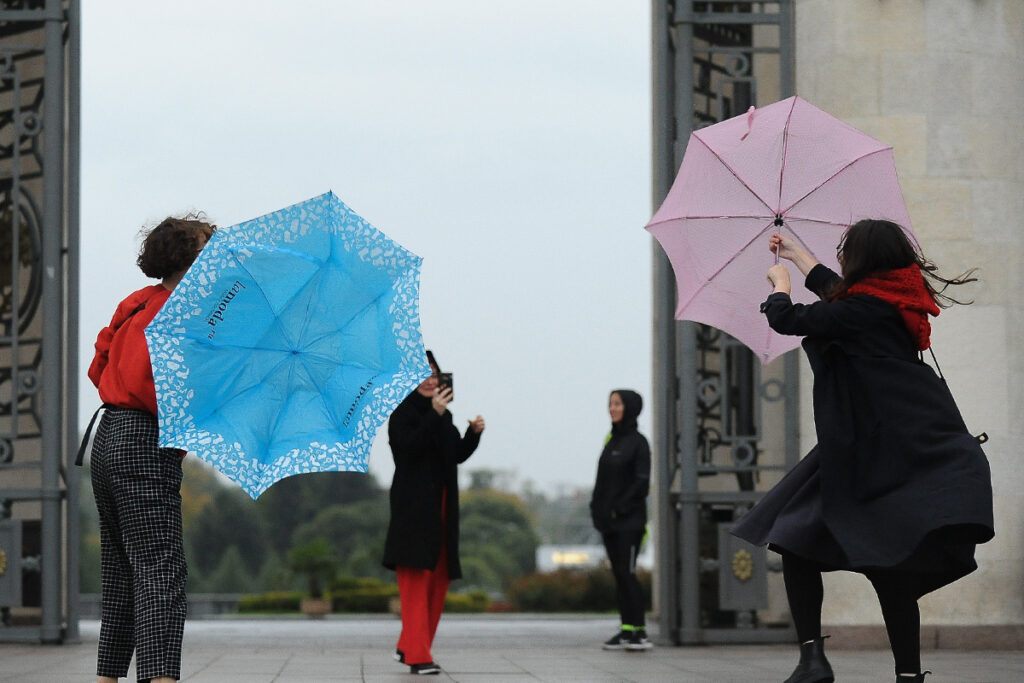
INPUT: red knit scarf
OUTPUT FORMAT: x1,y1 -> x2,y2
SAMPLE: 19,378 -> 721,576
838,265 -> 940,351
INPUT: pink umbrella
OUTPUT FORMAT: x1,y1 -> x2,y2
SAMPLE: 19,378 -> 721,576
646,96 -> 917,364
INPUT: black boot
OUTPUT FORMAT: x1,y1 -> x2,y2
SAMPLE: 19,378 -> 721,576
896,672 -> 931,682
783,636 -> 834,683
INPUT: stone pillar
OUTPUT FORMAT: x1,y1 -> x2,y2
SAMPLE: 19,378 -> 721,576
795,0 -> 1024,626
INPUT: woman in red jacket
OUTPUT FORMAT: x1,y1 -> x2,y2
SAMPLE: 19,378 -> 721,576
87,215 -> 215,683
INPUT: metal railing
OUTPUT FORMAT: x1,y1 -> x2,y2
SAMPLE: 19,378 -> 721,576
651,0 -> 796,645
0,0 -> 79,644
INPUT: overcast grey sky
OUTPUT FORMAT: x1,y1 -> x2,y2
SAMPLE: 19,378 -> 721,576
80,1 -> 652,494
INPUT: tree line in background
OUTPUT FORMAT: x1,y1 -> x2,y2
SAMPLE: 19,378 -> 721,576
79,460 -> 608,604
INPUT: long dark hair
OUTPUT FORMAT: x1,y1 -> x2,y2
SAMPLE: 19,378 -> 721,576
830,219 -> 977,308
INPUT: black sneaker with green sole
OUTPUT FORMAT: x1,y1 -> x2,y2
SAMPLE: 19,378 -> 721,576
602,630 -> 630,650
625,629 -> 653,651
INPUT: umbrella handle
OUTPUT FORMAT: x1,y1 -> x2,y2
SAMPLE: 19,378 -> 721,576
773,214 -> 784,265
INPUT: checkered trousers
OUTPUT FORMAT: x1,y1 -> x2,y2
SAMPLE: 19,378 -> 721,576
90,407 -> 187,681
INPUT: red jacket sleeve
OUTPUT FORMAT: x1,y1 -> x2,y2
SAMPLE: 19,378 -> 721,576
88,287 -> 159,390
89,292 -> 143,388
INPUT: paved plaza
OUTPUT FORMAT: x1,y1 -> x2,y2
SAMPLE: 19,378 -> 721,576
1,616 -> 1022,682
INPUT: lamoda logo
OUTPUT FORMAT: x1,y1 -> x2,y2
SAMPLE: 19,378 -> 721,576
343,378 -> 375,427
206,280 -> 247,340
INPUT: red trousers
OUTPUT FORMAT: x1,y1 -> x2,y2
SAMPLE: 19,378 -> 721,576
395,536 -> 450,665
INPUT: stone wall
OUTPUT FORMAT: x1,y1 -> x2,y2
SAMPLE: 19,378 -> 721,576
795,0 -> 1024,625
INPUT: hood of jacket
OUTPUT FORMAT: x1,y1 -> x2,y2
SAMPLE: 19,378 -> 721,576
611,389 -> 643,435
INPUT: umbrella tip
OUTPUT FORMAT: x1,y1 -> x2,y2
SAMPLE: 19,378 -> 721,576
774,214 -> 784,227
740,105 -> 756,140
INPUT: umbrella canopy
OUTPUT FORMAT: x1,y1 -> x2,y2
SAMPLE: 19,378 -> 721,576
646,96 -> 918,364
145,191 -> 432,498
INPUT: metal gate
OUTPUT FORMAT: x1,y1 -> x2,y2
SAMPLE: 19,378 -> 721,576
0,0 -> 80,643
651,0 -> 797,645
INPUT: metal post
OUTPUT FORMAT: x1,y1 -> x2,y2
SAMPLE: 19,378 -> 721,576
677,324 -> 699,643
780,1 -> 799,474
64,0 -> 83,643
650,0 -> 679,646
779,0 -> 795,101
672,0 -> 702,646
39,0 -> 67,642
651,0 -> 797,646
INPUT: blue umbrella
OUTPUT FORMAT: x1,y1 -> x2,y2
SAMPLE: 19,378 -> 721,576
145,191 -> 432,498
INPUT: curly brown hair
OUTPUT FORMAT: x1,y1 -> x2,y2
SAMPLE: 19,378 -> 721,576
136,213 -> 217,279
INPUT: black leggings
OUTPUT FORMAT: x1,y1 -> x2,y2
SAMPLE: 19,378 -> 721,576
603,530 -> 646,627
782,552 -> 921,675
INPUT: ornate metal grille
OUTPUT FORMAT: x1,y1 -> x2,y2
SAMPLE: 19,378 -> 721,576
0,0 -> 79,643
651,0 -> 797,645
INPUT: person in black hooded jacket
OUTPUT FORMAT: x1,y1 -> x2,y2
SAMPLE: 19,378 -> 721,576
590,389 -> 652,651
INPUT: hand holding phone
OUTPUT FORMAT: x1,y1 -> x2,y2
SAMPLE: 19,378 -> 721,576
438,372 -> 453,400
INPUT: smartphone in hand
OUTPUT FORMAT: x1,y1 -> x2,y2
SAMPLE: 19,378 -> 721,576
438,372 -> 453,400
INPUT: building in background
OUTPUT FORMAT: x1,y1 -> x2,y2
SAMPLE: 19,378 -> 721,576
651,0 -> 1023,645
793,0 -> 1022,634
536,544 -> 653,573
0,0 -> 81,643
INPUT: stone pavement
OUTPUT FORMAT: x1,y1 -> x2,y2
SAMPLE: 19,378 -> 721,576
1,616 -> 1022,682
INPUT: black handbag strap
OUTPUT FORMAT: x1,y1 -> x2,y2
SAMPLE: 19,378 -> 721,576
927,346 -> 945,381
75,403 -> 116,466
922,346 -> 987,445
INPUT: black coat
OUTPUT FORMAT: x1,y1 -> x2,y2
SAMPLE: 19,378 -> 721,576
732,265 -> 993,596
381,391 -> 480,579
590,390 -> 651,534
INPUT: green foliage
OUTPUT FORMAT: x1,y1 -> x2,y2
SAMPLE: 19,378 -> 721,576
458,556 -> 502,592
180,457 -> 226,528
507,568 -> 652,612
287,538 -> 338,598
328,576 -> 398,613
79,531 -> 102,593
237,591 -> 303,613
255,471 -> 381,554
187,486 -> 273,576
458,490 -> 539,592
444,589 -> 491,613
519,483 -> 601,546
254,553 -> 297,592
79,457 -> 594,604
77,463 -> 102,593
202,545 -> 257,593
291,496 -> 390,580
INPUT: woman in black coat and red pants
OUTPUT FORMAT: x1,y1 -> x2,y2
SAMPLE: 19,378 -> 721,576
382,352 -> 484,675
732,220 -> 993,683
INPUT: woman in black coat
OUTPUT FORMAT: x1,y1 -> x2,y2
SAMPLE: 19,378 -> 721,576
590,389 -> 652,651
732,220 -> 993,683
381,352 -> 484,675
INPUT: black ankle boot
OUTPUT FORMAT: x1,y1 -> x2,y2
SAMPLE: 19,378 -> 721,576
896,672 -> 931,682
783,636 -> 834,683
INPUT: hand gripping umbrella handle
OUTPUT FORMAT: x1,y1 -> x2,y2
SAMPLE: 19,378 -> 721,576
773,214 -> 784,265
